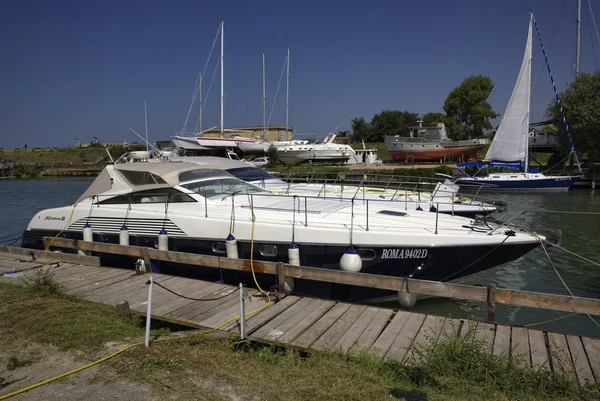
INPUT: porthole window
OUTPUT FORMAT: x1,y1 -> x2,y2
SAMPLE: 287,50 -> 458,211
259,244 -> 278,257
357,248 -> 376,261
212,242 -> 227,254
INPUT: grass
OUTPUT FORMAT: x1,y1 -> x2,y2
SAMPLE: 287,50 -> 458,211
103,327 -> 599,401
0,279 -> 151,352
2,147 -> 109,165
0,278 -> 598,400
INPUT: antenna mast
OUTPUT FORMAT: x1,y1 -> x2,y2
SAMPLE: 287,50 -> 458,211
198,70 -> 203,134
220,21 -> 224,137
262,54 -> 266,138
285,48 -> 290,139
576,0 -> 581,75
144,100 -> 148,151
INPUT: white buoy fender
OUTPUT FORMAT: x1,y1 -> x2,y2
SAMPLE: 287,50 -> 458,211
83,224 -> 93,242
158,230 -> 169,251
398,291 -> 418,308
226,233 -> 238,259
119,225 -> 130,246
340,246 -> 362,272
79,223 -> 93,256
288,243 -> 300,266
284,244 -> 300,293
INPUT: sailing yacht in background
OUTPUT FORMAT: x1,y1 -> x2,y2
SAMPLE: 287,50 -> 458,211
455,13 -> 581,190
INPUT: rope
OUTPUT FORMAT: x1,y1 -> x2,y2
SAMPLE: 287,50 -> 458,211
541,239 -> 600,269
151,280 -> 239,302
440,235 -> 510,282
523,312 -> 577,327
538,238 -> 600,330
532,13 -> 582,173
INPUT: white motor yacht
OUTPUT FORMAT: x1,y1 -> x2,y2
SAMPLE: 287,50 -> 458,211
23,162 -> 548,303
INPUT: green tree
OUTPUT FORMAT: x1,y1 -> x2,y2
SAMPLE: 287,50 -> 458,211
350,117 -> 370,141
369,110 -> 418,141
546,72 -> 600,160
422,112 -> 462,141
443,75 -> 499,139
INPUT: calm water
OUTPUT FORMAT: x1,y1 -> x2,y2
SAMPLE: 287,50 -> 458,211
1,177 -> 599,337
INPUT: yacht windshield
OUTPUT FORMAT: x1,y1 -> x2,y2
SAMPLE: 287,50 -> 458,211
181,178 -> 267,200
226,167 -> 276,182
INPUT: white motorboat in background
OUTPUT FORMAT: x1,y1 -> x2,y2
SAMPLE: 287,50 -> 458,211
277,133 -> 356,165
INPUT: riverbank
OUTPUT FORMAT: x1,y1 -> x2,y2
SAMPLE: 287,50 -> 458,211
0,277 -> 597,401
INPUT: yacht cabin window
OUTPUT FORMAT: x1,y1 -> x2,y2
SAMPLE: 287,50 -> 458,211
118,170 -> 166,185
181,178 -> 267,200
99,188 -> 196,204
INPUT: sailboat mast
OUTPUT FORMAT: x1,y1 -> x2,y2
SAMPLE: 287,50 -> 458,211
525,13 -> 533,172
198,70 -> 203,134
285,48 -> 290,139
262,54 -> 266,137
220,21 -> 224,138
144,100 -> 148,151
576,0 -> 581,75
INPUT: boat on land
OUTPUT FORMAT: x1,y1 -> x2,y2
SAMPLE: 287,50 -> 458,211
22,161 -> 548,306
384,122 -> 490,162
454,13 -> 581,191
277,133 -> 356,165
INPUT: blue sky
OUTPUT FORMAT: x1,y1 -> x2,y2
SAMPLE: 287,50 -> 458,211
1,0 -> 598,148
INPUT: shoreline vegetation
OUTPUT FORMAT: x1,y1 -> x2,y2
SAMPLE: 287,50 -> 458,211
1,275 -> 598,400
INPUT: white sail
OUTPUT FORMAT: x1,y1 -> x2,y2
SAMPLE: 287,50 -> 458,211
485,15 -> 532,168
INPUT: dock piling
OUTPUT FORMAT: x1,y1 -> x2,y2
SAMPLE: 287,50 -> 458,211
487,284 -> 496,322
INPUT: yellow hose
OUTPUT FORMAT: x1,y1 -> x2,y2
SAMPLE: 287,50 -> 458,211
1,190 -> 272,399
0,341 -> 143,400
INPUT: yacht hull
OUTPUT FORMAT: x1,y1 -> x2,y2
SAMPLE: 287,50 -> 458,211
455,175 -> 580,190
22,229 -> 538,302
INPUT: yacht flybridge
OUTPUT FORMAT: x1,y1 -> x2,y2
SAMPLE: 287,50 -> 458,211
23,162 -> 549,304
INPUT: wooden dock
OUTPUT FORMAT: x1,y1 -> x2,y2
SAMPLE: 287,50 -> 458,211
1,248 -> 599,387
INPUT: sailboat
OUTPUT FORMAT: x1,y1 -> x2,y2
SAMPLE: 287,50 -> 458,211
455,13 -> 581,190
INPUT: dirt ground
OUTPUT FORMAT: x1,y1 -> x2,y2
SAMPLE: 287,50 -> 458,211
0,341 -> 157,401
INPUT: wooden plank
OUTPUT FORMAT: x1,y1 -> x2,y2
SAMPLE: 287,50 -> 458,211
291,303 -> 351,350
0,258 -> 43,271
369,310 -> 411,359
311,305 -> 367,352
473,322 -> 495,353
439,318 -> 461,340
165,285 -> 239,320
566,335 -> 595,386
528,330 -> 549,370
404,315 -> 445,365
152,281 -> 221,316
235,296 -> 302,334
495,287 -> 600,316
384,313 -> 426,363
251,298 -> 314,340
277,300 -> 336,345
65,270 -> 136,295
334,306 -> 380,353
167,287 -> 239,323
126,277 -> 196,310
547,332 -> 576,380
581,336 -> 600,383
46,238 -> 600,314
199,291 -> 270,329
460,320 -> 477,342
349,308 -> 394,354
0,245 -> 101,266
492,324 -> 511,357
511,327 -> 530,368
83,274 -> 160,303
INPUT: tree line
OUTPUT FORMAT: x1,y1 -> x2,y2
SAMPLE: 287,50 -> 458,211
350,71 -> 600,161
351,75 -> 498,142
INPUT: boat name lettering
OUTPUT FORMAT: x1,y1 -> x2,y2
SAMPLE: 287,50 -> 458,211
381,248 -> 428,259
44,216 -> 66,222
